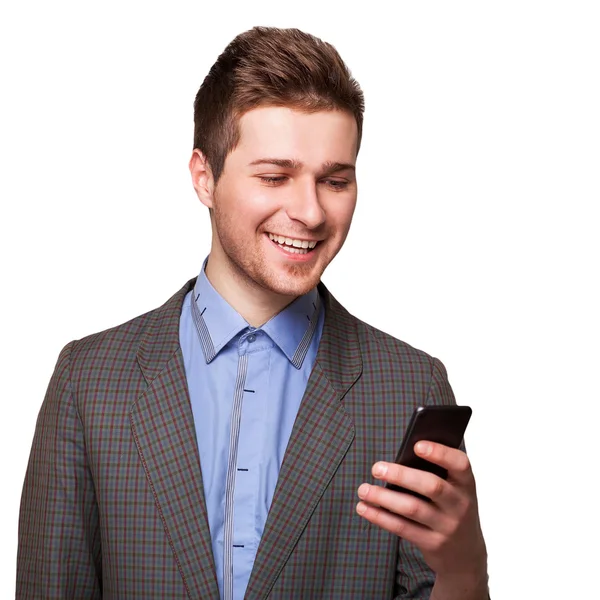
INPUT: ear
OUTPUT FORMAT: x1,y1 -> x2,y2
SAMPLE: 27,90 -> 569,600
189,149 -> 215,209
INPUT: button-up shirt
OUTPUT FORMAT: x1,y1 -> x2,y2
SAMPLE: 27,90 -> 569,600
179,261 -> 324,600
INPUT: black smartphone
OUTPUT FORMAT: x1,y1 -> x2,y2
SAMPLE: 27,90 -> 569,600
385,405 -> 472,501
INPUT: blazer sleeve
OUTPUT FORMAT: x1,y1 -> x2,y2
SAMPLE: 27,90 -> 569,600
17,342 -> 102,599
394,357 -> 457,599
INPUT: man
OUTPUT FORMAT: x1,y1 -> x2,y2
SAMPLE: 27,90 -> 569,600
17,26 -> 488,599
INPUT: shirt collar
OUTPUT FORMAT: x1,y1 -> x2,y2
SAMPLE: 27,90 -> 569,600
191,259 -> 321,368
261,288 -> 321,368
191,264 -> 248,361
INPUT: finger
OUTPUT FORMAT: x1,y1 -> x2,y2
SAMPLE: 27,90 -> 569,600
356,499 -> 443,551
413,442 -> 474,486
357,483 -> 445,531
372,462 -> 457,505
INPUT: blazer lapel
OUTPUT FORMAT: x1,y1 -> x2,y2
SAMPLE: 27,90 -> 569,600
245,283 -> 363,599
131,279 -> 220,599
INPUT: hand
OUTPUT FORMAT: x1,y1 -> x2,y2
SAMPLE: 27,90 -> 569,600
356,441 -> 488,596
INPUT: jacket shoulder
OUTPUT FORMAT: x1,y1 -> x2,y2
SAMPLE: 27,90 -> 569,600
66,278 -> 195,370
352,312 -> 452,395
356,314 -> 440,368
319,283 -> 449,382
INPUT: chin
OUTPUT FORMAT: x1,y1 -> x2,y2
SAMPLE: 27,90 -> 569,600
264,277 -> 318,299
258,267 -> 322,298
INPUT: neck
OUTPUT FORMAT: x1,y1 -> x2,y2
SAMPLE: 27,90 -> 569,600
204,251 -> 296,328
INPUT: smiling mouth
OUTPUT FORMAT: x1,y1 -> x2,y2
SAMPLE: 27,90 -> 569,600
267,232 -> 320,255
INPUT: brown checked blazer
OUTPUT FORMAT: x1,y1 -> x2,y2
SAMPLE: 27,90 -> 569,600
17,279 -> 457,599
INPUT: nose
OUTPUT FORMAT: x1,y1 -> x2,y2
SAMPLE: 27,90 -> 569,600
285,180 -> 326,229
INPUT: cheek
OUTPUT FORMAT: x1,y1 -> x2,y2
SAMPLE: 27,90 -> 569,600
219,180 -> 274,221
329,199 -> 357,233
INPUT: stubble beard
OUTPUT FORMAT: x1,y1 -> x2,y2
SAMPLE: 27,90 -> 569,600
212,206 -> 326,299
224,235 -> 322,299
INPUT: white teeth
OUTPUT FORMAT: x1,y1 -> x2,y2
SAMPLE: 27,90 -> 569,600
267,233 -> 319,250
281,246 -> 308,254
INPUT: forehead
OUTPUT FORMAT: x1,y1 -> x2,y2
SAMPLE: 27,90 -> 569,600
234,106 -> 358,164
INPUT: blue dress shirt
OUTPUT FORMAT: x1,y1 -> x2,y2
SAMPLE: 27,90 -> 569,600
179,261 -> 324,600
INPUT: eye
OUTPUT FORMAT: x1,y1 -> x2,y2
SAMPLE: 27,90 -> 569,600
322,179 -> 349,191
258,175 -> 288,186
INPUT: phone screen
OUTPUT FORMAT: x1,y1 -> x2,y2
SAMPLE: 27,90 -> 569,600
385,405 -> 471,500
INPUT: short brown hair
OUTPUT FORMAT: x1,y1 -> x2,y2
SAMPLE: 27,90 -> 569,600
193,26 -> 365,182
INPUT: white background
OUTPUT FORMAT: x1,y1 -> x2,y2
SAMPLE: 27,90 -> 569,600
1,1 -> 598,598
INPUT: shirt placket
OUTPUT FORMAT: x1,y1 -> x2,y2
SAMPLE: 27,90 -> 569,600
222,336 -> 249,600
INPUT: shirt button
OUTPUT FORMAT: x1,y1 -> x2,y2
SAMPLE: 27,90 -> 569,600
247,334 -> 256,343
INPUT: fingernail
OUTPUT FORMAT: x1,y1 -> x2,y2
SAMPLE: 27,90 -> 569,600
373,462 -> 387,477
357,483 -> 370,499
356,502 -> 367,515
415,442 -> 431,456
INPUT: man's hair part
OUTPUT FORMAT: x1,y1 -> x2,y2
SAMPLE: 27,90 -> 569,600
193,26 -> 365,182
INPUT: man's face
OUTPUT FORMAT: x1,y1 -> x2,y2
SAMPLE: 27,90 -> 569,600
199,106 -> 358,299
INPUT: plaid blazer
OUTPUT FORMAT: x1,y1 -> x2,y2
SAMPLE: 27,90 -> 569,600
17,279 -> 457,599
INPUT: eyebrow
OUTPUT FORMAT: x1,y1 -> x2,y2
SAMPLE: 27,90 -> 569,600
249,158 -> 301,169
321,161 -> 356,175
249,158 -> 355,175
